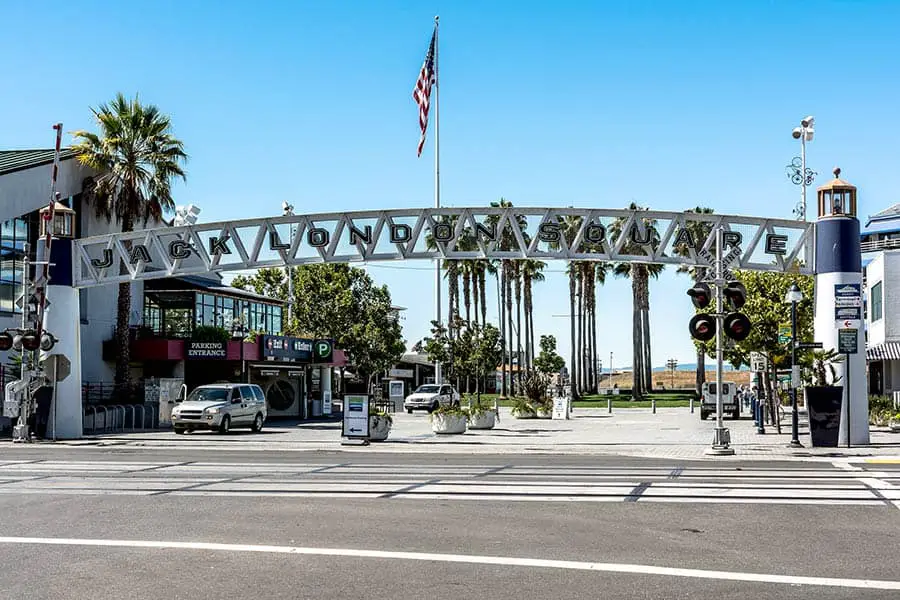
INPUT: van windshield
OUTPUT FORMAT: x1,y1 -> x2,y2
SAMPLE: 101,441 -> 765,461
415,385 -> 441,394
706,384 -> 730,395
186,388 -> 230,403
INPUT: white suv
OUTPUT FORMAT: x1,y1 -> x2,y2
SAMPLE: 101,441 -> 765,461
171,383 -> 267,434
404,384 -> 460,413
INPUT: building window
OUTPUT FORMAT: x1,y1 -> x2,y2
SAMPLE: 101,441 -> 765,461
0,218 -> 28,313
871,281 -> 883,322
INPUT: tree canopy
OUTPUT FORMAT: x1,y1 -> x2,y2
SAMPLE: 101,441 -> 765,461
533,335 -> 566,376
232,264 -> 406,382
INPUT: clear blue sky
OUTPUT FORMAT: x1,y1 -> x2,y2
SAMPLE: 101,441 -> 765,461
3,1 -> 900,368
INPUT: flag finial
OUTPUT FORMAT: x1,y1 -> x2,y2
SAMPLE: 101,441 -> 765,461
434,15 -> 439,23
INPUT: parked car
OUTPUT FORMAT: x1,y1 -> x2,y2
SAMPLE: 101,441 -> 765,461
171,383 -> 267,434
404,384 -> 460,413
699,381 -> 739,420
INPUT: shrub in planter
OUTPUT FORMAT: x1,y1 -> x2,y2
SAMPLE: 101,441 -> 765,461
368,406 -> 393,442
511,397 -> 537,419
890,412 -> 900,433
467,395 -> 498,430
535,398 -> 553,419
430,405 -> 468,434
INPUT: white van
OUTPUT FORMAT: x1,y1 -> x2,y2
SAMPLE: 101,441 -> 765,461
171,383 -> 267,434
700,381 -> 739,420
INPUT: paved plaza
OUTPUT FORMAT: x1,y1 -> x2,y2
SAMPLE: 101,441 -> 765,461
22,406 -> 900,461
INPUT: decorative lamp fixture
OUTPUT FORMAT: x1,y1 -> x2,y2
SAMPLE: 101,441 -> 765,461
39,201 -> 76,238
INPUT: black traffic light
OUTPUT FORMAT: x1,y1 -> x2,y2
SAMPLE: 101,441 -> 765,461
17,330 -> 40,352
0,331 -> 13,352
723,281 -> 747,309
723,313 -> 752,341
722,281 -> 751,341
687,282 -> 712,309
689,313 -> 716,342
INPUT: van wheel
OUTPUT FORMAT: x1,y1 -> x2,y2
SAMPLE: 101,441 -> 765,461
429,401 -> 440,413
700,411 -> 709,420
731,410 -> 740,420
407,408 -> 413,414
251,413 -> 264,433
174,427 -> 185,435
218,415 -> 231,434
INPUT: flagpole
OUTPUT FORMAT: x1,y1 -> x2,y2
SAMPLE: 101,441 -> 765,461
433,15 -> 443,384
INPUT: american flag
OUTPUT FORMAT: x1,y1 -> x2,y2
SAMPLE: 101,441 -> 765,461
413,28 -> 436,157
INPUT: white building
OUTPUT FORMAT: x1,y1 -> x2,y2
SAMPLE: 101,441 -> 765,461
862,204 -> 900,394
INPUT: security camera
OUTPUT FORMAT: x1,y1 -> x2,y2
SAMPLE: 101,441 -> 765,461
801,115 -> 815,128
792,127 -> 803,139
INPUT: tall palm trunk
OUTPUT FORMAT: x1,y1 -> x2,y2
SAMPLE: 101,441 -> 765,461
631,271 -> 644,400
584,265 -> 593,393
638,266 -> 653,393
514,266 -> 523,388
591,269 -> 599,394
524,271 -> 533,371
448,261 -> 460,337
568,266 -> 579,400
498,266 -> 507,397
695,345 -> 706,396
462,265 -> 472,326
506,262 -> 515,394
576,263 -> 587,392
479,267 -> 488,327
114,212 -> 135,388
472,263 -> 480,328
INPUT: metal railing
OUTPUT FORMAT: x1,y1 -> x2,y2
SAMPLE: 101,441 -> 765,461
861,238 -> 900,253
83,401 -> 159,435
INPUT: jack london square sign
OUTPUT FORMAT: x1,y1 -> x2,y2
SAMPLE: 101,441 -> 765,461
72,207 -> 815,288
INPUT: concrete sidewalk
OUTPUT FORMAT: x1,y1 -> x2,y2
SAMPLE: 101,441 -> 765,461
37,406 -> 900,461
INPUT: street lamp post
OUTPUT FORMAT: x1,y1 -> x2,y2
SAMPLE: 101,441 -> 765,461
282,202 -> 295,329
785,282 -> 804,448
608,352 -> 613,413
787,116 -> 816,221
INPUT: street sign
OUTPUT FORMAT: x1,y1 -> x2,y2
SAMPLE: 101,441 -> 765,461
750,351 -> 767,372
798,342 -> 824,350
791,365 -> 801,387
838,329 -> 858,354
778,324 -> 791,344
42,354 -> 71,382
342,394 -> 370,439
835,306 -> 861,322
834,284 -> 862,307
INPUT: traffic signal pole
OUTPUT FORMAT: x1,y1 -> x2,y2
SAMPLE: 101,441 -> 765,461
708,227 -> 734,455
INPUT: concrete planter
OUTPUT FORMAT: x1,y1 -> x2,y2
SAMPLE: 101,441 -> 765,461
432,413 -> 467,434
536,407 -> 552,419
512,408 -> 537,419
369,415 -> 391,441
468,410 -> 496,430
890,421 -> 900,433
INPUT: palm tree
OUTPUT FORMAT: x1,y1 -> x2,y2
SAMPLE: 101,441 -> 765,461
676,206 -> 715,395
521,259 -> 546,372
73,94 -> 187,388
608,204 -> 664,400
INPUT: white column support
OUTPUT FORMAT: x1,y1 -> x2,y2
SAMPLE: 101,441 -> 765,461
41,285 -> 83,439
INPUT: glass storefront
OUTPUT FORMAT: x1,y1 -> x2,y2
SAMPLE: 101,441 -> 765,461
0,218 -> 29,314
142,290 -> 282,338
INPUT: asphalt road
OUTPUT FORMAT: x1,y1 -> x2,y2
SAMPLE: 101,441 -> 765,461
0,448 -> 898,599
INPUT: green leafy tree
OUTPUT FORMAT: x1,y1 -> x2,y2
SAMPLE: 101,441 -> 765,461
533,335 -> 566,376
72,93 -> 187,387
233,264 -> 405,385
696,268 -> 814,414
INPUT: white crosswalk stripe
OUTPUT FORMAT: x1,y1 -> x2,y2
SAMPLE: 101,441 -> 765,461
0,460 -> 896,507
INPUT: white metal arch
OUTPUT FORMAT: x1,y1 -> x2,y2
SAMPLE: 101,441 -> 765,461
72,206 -> 815,288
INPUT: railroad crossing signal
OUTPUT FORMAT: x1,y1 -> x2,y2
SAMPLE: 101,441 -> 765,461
687,281 -> 752,342
687,283 -> 716,342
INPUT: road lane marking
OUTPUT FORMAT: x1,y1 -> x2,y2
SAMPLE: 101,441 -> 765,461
856,477 -> 900,510
0,536 -> 898,590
